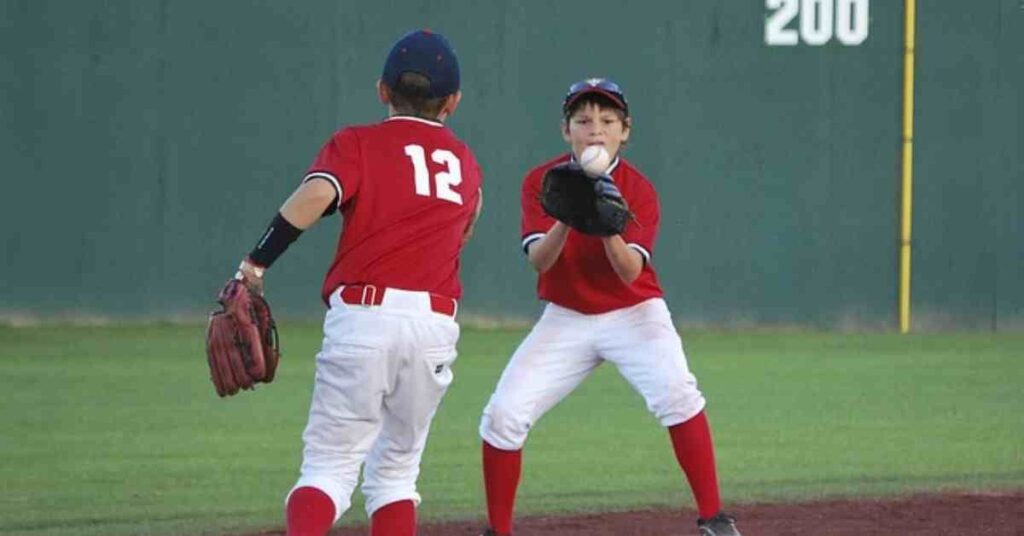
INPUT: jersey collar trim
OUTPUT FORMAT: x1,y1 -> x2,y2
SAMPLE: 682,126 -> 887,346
386,115 -> 444,127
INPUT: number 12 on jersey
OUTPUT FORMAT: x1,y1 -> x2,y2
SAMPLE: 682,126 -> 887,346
404,144 -> 463,205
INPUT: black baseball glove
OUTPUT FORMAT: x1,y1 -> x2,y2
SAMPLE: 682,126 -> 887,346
540,162 -> 631,236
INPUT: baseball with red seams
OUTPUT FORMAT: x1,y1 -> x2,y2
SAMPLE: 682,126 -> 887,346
580,145 -> 611,177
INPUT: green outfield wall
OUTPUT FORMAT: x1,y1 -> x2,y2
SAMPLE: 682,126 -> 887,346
1,1 -> 1020,329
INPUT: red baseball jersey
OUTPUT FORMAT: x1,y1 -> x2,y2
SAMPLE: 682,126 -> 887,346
306,116 -> 483,303
521,154 -> 663,314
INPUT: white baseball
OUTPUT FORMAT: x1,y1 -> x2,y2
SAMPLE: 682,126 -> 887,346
579,145 -> 611,177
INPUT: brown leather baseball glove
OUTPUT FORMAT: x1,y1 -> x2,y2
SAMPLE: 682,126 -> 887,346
205,278 -> 280,397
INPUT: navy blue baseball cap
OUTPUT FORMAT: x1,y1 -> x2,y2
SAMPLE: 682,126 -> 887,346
381,30 -> 460,98
563,78 -> 629,116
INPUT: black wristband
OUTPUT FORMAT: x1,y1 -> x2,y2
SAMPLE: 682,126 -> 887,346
248,212 -> 303,268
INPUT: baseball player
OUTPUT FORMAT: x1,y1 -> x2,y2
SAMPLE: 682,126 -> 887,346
232,30 -> 482,536
477,79 -> 741,536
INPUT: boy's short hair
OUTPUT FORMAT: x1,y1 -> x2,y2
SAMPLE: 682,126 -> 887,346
387,72 -> 449,118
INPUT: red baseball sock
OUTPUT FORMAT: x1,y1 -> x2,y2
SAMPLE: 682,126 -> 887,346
482,441 -> 522,535
286,486 -> 336,536
370,499 -> 416,536
668,410 -> 722,520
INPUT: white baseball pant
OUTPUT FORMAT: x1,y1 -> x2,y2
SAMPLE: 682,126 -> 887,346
289,287 -> 459,520
480,298 -> 705,451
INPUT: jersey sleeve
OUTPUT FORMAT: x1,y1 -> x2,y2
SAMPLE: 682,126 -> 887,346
303,128 -> 362,209
520,169 -> 553,253
621,182 -> 660,264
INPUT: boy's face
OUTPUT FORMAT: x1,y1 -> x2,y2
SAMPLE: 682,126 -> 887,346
562,102 -> 631,163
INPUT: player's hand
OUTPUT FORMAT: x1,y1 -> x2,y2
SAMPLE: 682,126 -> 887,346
461,221 -> 476,245
462,190 -> 483,245
236,258 -> 266,295
593,174 -> 623,201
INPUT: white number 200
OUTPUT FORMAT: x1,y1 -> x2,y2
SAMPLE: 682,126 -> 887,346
765,0 -> 869,46
404,144 -> 463,205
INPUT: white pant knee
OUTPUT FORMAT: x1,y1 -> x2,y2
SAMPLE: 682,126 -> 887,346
287,476 -> 351,523
363,488 -> 422,517
361,446 -> 427,516
653,388 -> 706,427
479,399 -> 531,451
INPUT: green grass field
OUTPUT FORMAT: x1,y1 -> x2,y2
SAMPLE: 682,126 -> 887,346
1,325 -> 1022,536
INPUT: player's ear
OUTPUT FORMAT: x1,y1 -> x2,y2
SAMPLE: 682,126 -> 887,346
621,116 -> 632,143
438,91 -> 462,120
561,119 -> 571,143
376,80 -> 390,105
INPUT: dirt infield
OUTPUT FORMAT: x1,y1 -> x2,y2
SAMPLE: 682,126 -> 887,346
313,491 -> 1024,535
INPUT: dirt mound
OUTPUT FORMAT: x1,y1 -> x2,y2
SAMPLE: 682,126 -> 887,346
318,491 -> 1023,535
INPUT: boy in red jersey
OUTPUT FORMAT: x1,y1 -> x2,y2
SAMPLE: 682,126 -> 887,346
231,30 -> 482,536
477,79 -> 740,536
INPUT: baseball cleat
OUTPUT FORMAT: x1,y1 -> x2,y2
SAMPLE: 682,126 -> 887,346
697,512 -> 741,536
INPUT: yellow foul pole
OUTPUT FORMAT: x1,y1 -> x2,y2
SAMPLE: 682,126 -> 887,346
899,0 -> 917,333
